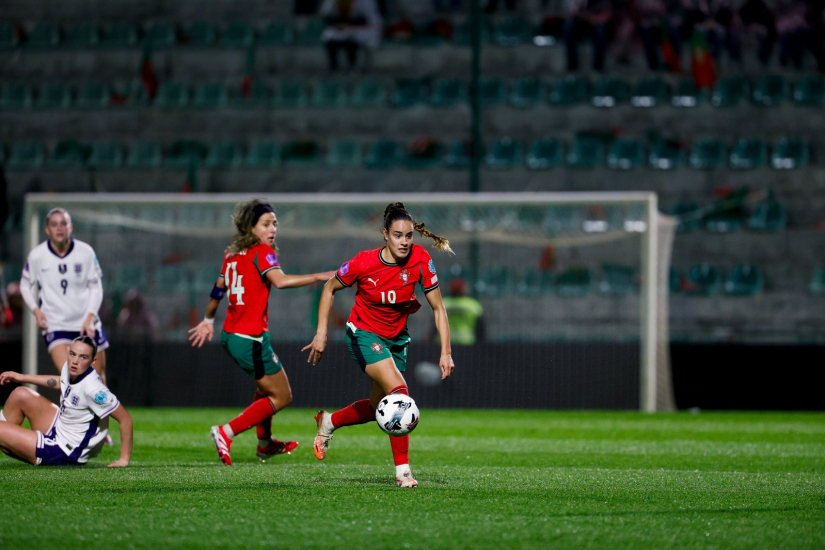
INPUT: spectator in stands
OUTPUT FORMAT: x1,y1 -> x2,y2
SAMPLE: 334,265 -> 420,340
638,0 -> 685,71
739,0 -> 776,67
563,0 -> 613,72
775,0 -> 825,71
319,0 -> 382,71
684,0 -> 742,62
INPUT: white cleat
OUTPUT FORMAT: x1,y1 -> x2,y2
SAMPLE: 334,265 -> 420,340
313,410 -> 333,460
396,468 -> 419,488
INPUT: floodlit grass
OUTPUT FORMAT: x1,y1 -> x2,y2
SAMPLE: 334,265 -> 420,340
0,409 -> 823,549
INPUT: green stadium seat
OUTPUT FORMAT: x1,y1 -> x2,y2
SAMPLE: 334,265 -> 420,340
671,78 -> 703,107
479,78 -> 507,107
311,80 -> 347,108
711,76 -> 750,107
181,22 -> 215,47
509,78 -> 545,109
444,140 -> 473,169
809,267 -> 825,294
607,139 -> 645,170
48,140 -> 90,169
193,82 -> 228,109
63,23 -> 99,48
724,264 -> 763,296
221,22 -> 254,48
34,83 -> 72,109
703,208 -> 742,233
389,78 -> 427,108
548,75 -> 588,106
599,264 -> 636,296
273,80 -> 307,108
164,140 -> 208,169
648,140 -> 684,170
326,141 -> 363,167
591,77 -> 629,107
0,83 -> 33,109
153,265 -> 189,294
688,139 -> 726,169
404,138 -> 442,169
566,134 -> 605,169
365,140 -> 402,169
492,17 -> 532,46
145,23 -> 177,48
454,18 -> 491,46
430,79 -> 467,107
729,138 -> 766,169
6,142 -> 44,169
259,21 -> 295,46
556,267 -> 593,297
281,140 -> 321,166
747,192 -> 786,231
526,138 -> 562,170
100,22 -> 139,48
670,201 -> 702,232
685,263 -> 721,295
206,142 -> 242,168
0,23 -> 21,49
516,268 -> 554,296
76,82 -> 109,109
126,142 -> 162,169
111,264 -> 148,292
485,137 -> 522,169
298,18 -> 326,46
631,77 -> 670,108
771,138 -> 808,169
752,75 -> 788,106
153,82 -> 190,108
793,75 -> 825,106
228,81 -> 272,108
475,266 -> 513,297
669,267 -> 683,294
244,140 -> 280,168
87,142 -> 124,169
24,23 -> 60,48
350,79 -> 386,107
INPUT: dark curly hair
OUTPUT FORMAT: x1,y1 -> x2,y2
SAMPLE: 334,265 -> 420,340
383,202 -> 454,254
227,199 -> 277,256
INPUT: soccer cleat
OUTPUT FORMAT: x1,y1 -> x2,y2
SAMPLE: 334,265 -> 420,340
313,410 -> 333,460
210,425 -> 233,466
396,469 -> 419,488
257,439 -> 298,461
105,434 -> 114,446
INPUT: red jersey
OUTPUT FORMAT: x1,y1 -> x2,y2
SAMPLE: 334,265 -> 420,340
336,244 -> 440,339
221,243 -> 281,335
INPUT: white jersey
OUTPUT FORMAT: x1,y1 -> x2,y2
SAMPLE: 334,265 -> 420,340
47,362 -> 120,464
21,239 -> 103,332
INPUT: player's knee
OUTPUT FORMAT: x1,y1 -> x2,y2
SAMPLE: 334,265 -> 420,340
8,386 -> 38,406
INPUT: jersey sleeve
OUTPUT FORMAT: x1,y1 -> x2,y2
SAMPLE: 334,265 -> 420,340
335,254 -> 360,288
419,251 -> 439,293
21,252 -> 36,287
85,381 -> 120,419
255,245 -> 281,277
88,251 -> 102,284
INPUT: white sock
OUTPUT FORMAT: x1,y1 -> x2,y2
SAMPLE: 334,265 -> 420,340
395,464 -> 412,478
322,412 -> 335,434
222,424 -> 235,439
0,410 -> 6,422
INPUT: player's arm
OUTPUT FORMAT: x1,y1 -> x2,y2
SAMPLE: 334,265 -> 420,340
81,276 -> 104,338
302,276 -> 346,364
188,276 -> 225,348
425,287 -> 455,379
19,260 -> 48,330
266,268 -> 336,289
0,371 -> 61,390
107,404 -> 133,468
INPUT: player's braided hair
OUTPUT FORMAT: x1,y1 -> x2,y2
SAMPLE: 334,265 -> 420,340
227,199 -> 278,256
383,202 -> 454,255
72,335 -> 97,359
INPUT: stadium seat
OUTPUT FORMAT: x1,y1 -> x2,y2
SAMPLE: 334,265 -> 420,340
0,22 -> 20,49
729,138 -> 766,169
164,140 -> 208,169
688,139 -> 726,169
555,267 -> 593,297
444,140 -> 473,169
475,266 -> 513,297
0,83 -> 34,109
153,82 -> 190,108
87,142 -> 124,169
607,139 -> 645,170
479,78 -> 507,107
670,201 -> 702,232
206,142 -> 242,168
648,140 -> 684,170
809,267 -> 825,294
244,140 -> 280,168
747,192 -> 786,231
591,77 -> 629,108
111,264 -> 148,292
298,18 -> 326,46
99,22 -> 139,48
599,264 -> 636,296
631,77 -> 670,108
389,78 -> 427,108
310,80 -> 347,108
704,208 -> 742,233
525,138 -> 562,170
34,83 -> 72,109
724,264 -> 763,296
485,137 -> 522,169
684,263 -> 721,295
793,75 -> 825,106
326,141 -> 363,167
516,268 -> 554,296
281,140 -> 321,166
771,138 -> 808,169
492,17 -> 532,46
404,138 -> 442,169
181,21 -> 215,46
76,82 -> 109,109
548,75 -> 588,106
5,142 -> 44,169
24,23 -> 60,48
144,23 -> 177,48
193,82 -> 228,109
365,140 -> 402,169
430,79 -> 467,107
350,79 -> 386,107
48,140 -> 90,169
220,21 -> 255,48
509,78 -> 545,109
671,78 -> 704,107
566,134 -> 605,169
63,23 -> 99,48
153,265 -> 190,294
453,17 -> 491,45
259,21 -> 295,46
228,81 -> 272,108
711,76 -> 750,107
752,75 -> 788,106
125,142 -> 162,169
273,80 -> 308,108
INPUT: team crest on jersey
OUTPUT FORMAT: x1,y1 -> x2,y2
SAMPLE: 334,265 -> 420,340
399,269 -> 410,284
266,253 -> 277,266
75,263 -> 83,275
371,342 -> 383,353
272,353 -> 280,365
428,259 -> 436,274
339,262 -> 350,276
93,391 -> 108,405
58,264 -> 67,274
71,394 -> 80,407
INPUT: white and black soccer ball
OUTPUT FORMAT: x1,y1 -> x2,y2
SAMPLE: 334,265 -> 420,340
375,394 -> 420,437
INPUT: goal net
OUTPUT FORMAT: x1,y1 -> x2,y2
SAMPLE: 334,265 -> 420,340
23,192 -> 675,411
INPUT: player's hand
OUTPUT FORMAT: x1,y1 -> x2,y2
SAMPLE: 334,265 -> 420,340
33,308 -> 48,330
302,333 -> 327,365
81,317 -> 96,338
188,321 -> 214,348
316,271 -> 336,282
107,458 -> 129,468
0,371 -> 24,385
439,353 -> 455,380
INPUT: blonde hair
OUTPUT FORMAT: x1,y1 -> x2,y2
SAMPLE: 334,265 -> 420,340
227,199 -> 277,256
383,202 -> 454,255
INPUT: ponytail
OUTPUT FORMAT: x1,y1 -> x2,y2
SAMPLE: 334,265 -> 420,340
383,202 -> 454,255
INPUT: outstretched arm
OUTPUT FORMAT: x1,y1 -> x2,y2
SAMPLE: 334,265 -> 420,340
188,276 -> 224,348
0,371 -> 61,390
107,404 -> 133,467
425,288 -> 455,380
302,276 -> 346,364
267,268 -> 336,290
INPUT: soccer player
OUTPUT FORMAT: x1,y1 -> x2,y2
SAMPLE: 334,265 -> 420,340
303,202 -> 456,488
189,199 -> 335,466
20,208 -> 109,384
0,336 -> 133,467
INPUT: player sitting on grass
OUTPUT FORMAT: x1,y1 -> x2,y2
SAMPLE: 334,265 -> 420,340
0,336 -> 132,467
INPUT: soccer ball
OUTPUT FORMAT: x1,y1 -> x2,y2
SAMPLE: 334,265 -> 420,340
375,394 -> 420,437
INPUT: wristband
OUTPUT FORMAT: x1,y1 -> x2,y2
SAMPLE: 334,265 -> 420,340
204,317 -> 214,325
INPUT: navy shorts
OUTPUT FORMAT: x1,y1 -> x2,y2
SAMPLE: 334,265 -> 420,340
43,325 -> 109,353
35,427 -> 83,466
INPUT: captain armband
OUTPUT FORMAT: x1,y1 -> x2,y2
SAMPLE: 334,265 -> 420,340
210,285 -> 226,301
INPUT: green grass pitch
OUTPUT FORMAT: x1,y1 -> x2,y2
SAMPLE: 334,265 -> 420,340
0,408 -> 823,549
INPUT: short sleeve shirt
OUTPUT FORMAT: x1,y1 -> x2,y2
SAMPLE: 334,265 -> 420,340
221,243 -> 281,336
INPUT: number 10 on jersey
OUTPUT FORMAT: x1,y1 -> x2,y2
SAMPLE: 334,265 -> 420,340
380,290 -> 396,304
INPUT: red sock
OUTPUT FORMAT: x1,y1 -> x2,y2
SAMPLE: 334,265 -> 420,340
331,399 -> 374,429
253,393 -> 272,440
228,397 -> 276,438
388,385 -> 410,466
